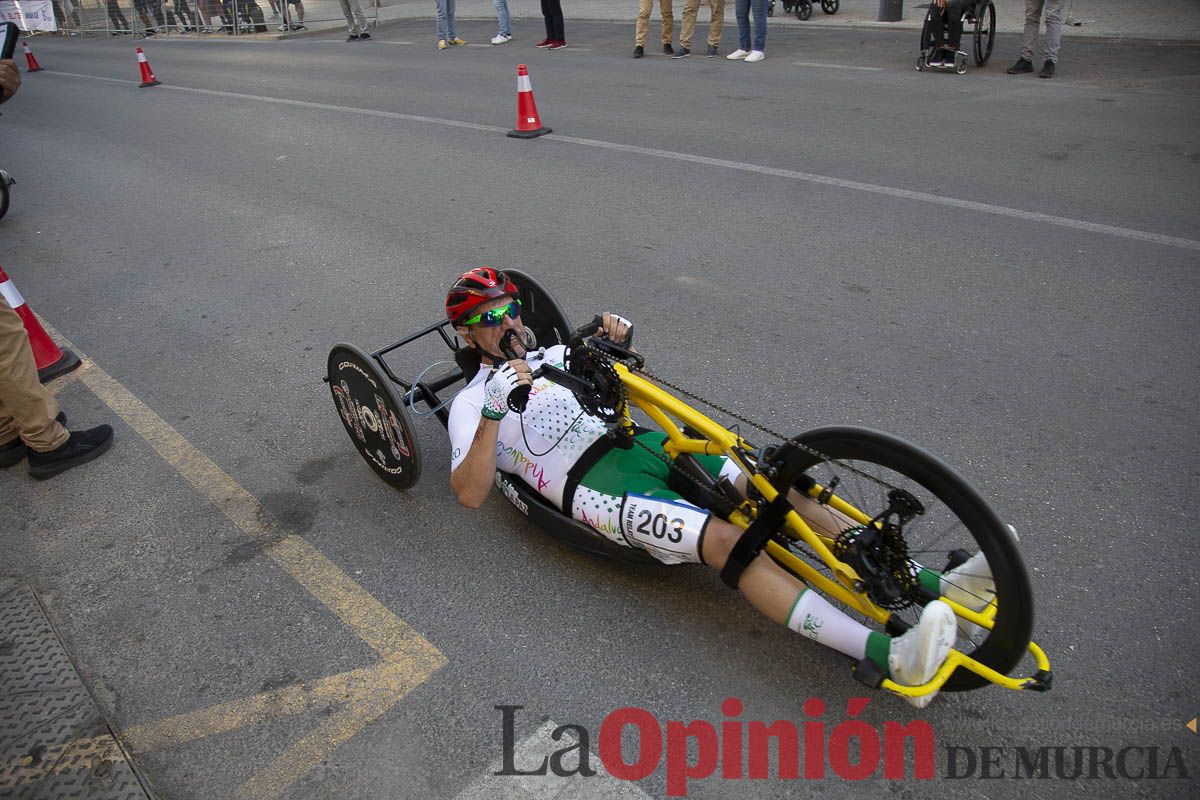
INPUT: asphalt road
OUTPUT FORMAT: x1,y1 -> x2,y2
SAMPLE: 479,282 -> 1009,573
1,20 -> 1198,799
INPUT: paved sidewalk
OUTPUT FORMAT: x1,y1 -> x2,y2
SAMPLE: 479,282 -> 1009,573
368,0 -> 1200,43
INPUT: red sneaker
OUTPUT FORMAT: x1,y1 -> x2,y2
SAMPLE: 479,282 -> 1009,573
548,40 -> 567,50
535,38 -> 553,47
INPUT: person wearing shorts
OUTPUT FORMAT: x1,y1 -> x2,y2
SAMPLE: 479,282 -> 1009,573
443,268 -> 996,706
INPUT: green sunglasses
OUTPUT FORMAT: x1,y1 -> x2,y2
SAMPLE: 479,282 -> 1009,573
462,299 -> 522,327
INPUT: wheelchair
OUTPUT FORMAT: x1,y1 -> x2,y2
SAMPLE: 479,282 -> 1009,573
917,0 -> 995,74
767,0 -> 838,22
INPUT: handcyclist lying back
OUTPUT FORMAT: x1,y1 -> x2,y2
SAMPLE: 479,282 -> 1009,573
444,267 -> 992,707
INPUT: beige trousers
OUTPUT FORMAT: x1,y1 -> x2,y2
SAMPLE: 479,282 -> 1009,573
635,0 -> 675,46
681,0 -> 723,49
0,298 -> 68,452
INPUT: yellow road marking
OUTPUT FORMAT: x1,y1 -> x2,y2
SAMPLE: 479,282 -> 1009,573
26,319 -> 447,797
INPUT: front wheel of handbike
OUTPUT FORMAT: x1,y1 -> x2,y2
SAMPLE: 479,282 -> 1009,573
769,426 -> 1033,692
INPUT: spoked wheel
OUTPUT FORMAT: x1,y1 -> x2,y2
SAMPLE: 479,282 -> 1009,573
327,343 -> 422,490
972,0 -> 995,66
768,426 -> 1033,692
820,0 -> 839,13
797,1 -> 812,21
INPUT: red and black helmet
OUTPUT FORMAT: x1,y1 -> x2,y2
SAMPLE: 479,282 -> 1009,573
445,267 -> 519,324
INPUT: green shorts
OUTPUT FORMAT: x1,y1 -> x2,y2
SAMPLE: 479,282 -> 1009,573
564,432 -> 729,547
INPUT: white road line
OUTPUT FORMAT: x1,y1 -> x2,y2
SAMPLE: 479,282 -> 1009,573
454,721 -> 651,800
42,70 -> 1200,253
791,60 -> 883,71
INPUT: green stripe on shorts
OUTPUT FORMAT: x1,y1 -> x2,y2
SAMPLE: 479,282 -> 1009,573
577,432 -> 727,500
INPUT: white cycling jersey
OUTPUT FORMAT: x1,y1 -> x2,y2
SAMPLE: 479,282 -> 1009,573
448,344 -> 609,510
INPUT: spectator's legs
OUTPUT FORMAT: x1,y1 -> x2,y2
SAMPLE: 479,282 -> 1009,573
107,0 -> 131,30
539,0 -> 552,39
1021,0 -> 1043,61
492,0 -> 510,38
0,301 -> 68,453
680,0 -> 699,50
435,0 -> 450,39
635,0 -> 652,47
549,0 -> 563,40
734,0 -> 750,51
660,0 -> 674,45
750,0 -> 766,51
708,0 -> 724,48
1042,0 -> 1065,62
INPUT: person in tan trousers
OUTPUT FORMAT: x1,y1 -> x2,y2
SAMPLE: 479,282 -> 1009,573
633,0 -> 675,57
0,298 -> 113,479
676,0 -> 723,58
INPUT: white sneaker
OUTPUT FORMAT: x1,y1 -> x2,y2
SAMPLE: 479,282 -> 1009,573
491,33 -> 512,45
744,50 -> 765,62
941,551 -> 995,641
888,600 -> 956,708
726,49 -> 749,60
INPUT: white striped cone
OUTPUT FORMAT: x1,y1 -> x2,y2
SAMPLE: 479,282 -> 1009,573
507,64 -> 551,139
22,40 -> 44,72
0,265 -> 81,382
136,47 -> 161,87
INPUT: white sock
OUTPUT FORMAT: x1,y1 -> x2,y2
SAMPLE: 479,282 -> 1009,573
785,589 -> 872,661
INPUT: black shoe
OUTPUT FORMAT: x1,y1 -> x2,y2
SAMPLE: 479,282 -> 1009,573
27,425 -> 114,480
671,47 -> 690,59
1,411 -> 68,468
633,45 -> 644,58
1006,57 -> 1033,74
347,33 -> 359,41
358,31 -> 370,40
663,43 -> 673,55
1038,60 -> 1055,78
706,45 -> 719,57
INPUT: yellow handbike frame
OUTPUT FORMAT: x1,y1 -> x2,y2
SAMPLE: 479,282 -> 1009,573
606,360 -> 1051,700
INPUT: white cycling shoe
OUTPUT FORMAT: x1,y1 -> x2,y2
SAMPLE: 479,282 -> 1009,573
888,600 -> 957,708
940,524 -> 1016,640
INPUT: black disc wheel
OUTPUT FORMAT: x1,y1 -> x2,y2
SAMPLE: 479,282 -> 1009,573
327,343 -> 422,490
973,0 -> 995,66
797,1 -> 812,21
821,0 -> 838,14
767,426 -> 1034,692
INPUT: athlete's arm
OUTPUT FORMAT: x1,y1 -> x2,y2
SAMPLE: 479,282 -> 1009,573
448,359 -> 532,508
450,417 -> 502,508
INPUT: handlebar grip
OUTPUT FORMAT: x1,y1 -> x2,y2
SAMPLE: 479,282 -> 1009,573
507,384 -> 532,414
506,365 -> 544,414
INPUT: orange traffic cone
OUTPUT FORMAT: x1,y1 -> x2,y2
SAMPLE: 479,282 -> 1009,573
136,47 -> 161,88
0,265 -> 82,383
507,64 -> 551,139
22,41 -> 44,73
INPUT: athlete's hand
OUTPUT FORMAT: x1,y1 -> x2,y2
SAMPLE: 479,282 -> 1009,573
596,313 -> 633,345
482,360 -> 533,420
0,60 -> 20,104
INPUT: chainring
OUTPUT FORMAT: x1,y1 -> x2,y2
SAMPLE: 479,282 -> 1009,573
567,346 -> 626,422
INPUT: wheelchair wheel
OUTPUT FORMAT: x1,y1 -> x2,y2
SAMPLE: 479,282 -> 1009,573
327,343 -> 422,490
0,170 -> 11,220
767,0 -> 774,17
972,0 -> 995,66
796,1 -> 812,21
820,0 -> 838,13
954,50 -> 968,74
768,426 -> 1034,692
